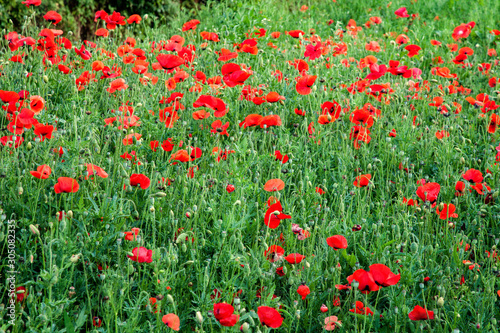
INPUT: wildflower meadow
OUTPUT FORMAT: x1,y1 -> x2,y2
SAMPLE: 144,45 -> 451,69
1,0 -> 500,331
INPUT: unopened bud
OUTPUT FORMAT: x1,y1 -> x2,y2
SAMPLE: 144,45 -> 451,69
29,224 -> 40,236
196,311 -> 203,324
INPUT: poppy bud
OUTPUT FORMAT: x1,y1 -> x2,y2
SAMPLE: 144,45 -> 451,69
29,224 -> 40,236
167,294 -> 175,304
18,186 -> 24,195
186,211 -> 191,218
437,297 -> 445,307
181,243 -> 187,252
43,75 -> 49,83
149,206 -> 155,213
240,322 -> 250,332
320,304 -> 328,313
196,311 -> 203,324
70,254 -> 81,263
27,142 -> 32,150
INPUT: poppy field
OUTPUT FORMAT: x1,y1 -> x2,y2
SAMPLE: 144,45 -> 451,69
3,0 -> 500,331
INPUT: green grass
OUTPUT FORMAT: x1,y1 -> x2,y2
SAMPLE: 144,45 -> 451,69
1,0 -> 500,332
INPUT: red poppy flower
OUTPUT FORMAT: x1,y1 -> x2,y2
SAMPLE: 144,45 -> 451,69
353,174 -> 371,187
43,11 -> 62,24
286,30 -> 305,38
394,7 -> 409,18
257,306 -> 283,328
462,169 -> 483,183
239,114 -> 263,128
455,181 -> 466,196
162,313 -> 180,331
274,150 -> 289,164
452,23 -> 472,41
107,78 -> 128,93
182,19 -> 200,32
33,123 -> 55,141
221,63 -> 251,87
156,54 -> 184,70
22,0 -> 41,7
264,179 -> 285,192
264,245 -> 285,262
405,44 -> 421,57
297,284 -> 310,300
210,120 -> 229,136
92,316 -> 102,327
264,201 -> 291,229
193,95 -> 227,117
408,305 -> 434,321
416,182 -> 440,206
127,14 -> 141,24
295,74 -> 317,95
104,11 -> 126,30
124,228 -> 140,241
347,269 -> 379,294
30,164 -> 51,179
213,303 -> 239,327
369,264 -> 401,287
285,253 -> 305,264
436,203 -> 458,219
127,246 -> 153,263
54,177 -> 79,193
226,184 -> 235,193
86,164 -> 108,179
130,174 -> 150,189
349,301 -> 373,316
326,235 -> 348,250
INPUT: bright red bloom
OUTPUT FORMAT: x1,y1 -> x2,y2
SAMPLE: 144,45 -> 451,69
416,182 -> 440,206
353,174 -> 371,187
408,305 -> 434,320
264,178 -> 285,192
394,7 -> 409,18
22,0 -> 41,7
104,11 -> 126,30
347,269 -> 380,294
297,284 -> 310,300
264,201 -> 291,229
436,203 -> 458,219
86,164 -> 108,179
349,301 -> 373,316
295,74 -> 317,95
130,173 -> 151,189
210,120 -> 229,136
462,169 -> 483,184
193,95 -> 227,117
257,306 -> 283,328
127,246 -> 153,263
54,177 -> 79,193
264,245 -> 285,262
285,253 -> 305,264
30,165 -> 51,179
369,264 -> 401,287
43,11 -> 62,25
162,313 -> 180,331
182,19 -> 200,32
156,54 -> 184,70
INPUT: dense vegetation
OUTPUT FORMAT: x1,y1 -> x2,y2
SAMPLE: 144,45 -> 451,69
1,0 -> 500,332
